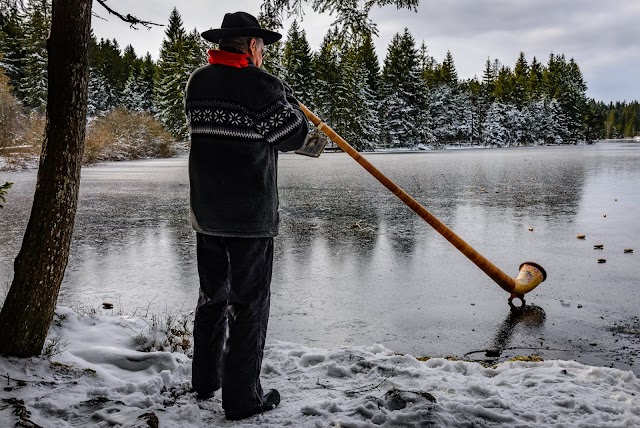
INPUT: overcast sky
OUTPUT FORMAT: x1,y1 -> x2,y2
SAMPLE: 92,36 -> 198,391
91,0 -> 640,103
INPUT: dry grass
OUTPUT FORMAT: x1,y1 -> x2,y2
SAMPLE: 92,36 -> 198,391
2,69 -> 177,170
84,108 -> 177,164
0,69 -> 44,169
130,309 -> 193,354
507,354 -> 544,363
0,70 -> 22,149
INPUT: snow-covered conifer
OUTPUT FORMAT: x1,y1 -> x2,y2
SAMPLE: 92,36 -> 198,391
333,46 -> 379,151
139,54 -> 156,113
380,29 -> 425,148
19,0 -> 51,112
121,66 -> 144,112
313,29 -> 342,128
0,5 -> 27,93
87,69 -> 117,117
282,20 -> 314,108
155,8 -> 191,140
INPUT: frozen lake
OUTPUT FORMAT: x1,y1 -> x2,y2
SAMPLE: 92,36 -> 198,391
1,142 -> 639,373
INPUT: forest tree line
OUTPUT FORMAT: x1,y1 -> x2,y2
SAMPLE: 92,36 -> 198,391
1,2 -> 638,153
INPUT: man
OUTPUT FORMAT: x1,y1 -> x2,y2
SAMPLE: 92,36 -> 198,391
184,11 -> 308,421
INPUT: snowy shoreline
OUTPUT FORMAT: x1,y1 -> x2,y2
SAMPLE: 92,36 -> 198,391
1,307 -> 639,427
0,140 -> 612,172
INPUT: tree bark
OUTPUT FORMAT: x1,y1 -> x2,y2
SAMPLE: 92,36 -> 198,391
0,0 -> 92,357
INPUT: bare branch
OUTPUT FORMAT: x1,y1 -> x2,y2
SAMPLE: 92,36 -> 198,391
260,0 -> 418,38
91,11 -> 108,22
95,0 -> 162,29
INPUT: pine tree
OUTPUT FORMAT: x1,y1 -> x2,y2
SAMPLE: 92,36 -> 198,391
349,31 -> 382,148
542,53 -> 563,100
543,54 -> 589,143
622,108 -> 637,137
482,102 -> 510,147
313,28 -> 342,129
461,78 -> 483,144
87,37 -> 123,114
418,42 -> 438,90
427,85 -> 472,146
481,57 -> 496,95
379,90 -> 413,148
121,44 -> 138,76
333,44 -> 379,150
512,52 -> 528,108
548,99 -> 570,144
0,5 -> 27,94
121,63 -> 143,112
380,29 -> 425,147
120,44 -> 144,111
262,40 -> 285,78
155,7 -> 190,140
439,50 -> 458,88
185,28 -> 208,73
526,100 -> 555,144
19,0 -> 51,111
527,56 -> 543,100
281,20 -> 314,107
258,12 -> 285,78
357,32 -> 381,95
102,39 -> 125,106
423,50 -> 462,146
476,57 -> 497,144
87,70 -> 114,116
563,58 -> 589,142
582,100 -> 600,142
139,53 -> 156,113
604,109 -> 617,139
493,65 -> 514,103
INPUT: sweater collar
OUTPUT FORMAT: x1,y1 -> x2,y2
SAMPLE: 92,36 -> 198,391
207,49 -> 251,68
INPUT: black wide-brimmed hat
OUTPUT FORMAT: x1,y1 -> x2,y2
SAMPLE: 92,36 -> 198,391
201,11 -> 282,45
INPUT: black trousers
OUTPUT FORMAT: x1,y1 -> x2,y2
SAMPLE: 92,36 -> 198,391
192,233 -> 273,413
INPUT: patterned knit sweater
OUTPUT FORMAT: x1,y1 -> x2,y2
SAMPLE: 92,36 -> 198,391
185,59 -> 308,237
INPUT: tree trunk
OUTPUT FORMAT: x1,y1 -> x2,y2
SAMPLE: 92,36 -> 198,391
0,0 -> 92,357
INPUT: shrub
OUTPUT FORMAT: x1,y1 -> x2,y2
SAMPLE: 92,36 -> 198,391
1,72 -> 177,169
84,108 -> 177,164
0,68 -> 44,170
1,68 -> 44,149
0,69 -> 22,149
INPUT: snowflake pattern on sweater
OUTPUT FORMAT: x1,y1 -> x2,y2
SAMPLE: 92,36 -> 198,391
186,98 -> 303,145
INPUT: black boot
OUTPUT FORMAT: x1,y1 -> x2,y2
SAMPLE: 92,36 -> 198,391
225,389 -> 280,421
261,389 -> 281,412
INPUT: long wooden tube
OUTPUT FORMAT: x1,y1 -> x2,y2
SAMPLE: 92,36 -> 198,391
299,103 -> 547,299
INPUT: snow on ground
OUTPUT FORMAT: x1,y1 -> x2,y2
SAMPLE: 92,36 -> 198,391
1,307 -> 639,427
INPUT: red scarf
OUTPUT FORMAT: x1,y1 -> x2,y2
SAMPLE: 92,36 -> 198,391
207,50 -> 250,68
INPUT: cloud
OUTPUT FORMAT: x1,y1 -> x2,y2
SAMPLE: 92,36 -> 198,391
90,0 -> 640,103
369,0 -> 640,102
